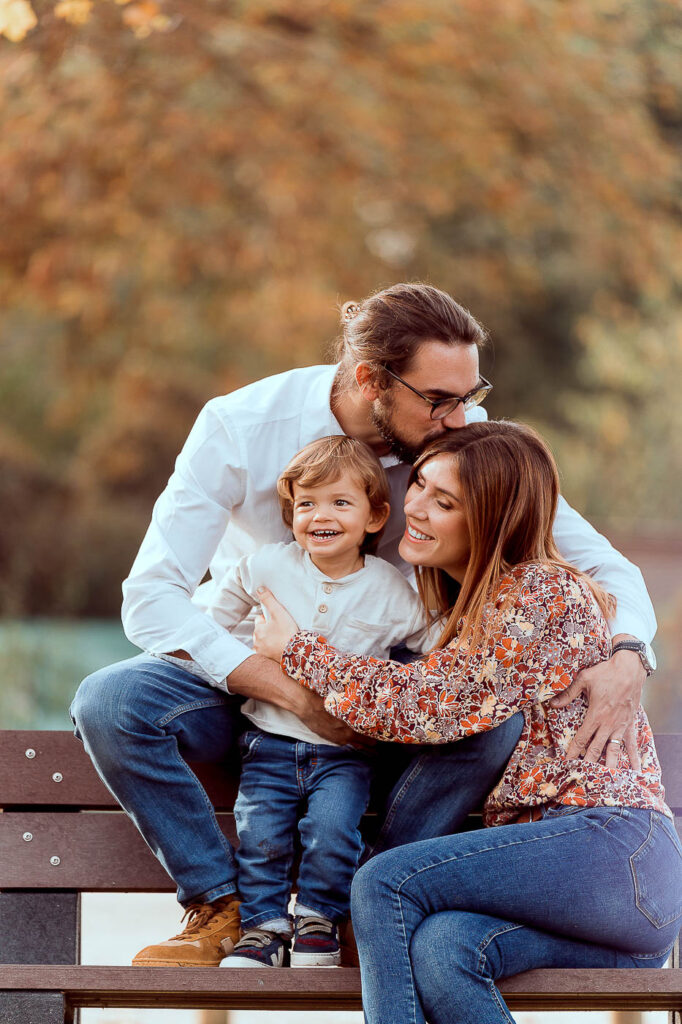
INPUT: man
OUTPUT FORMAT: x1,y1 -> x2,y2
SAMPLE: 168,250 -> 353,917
71,283 -> 656,967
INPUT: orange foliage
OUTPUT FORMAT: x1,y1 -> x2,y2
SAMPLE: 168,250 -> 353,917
0,0 -> 681,613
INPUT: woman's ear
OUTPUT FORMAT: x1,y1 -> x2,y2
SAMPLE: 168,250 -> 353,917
365,502 -> 391,534
355,362 -> 383,402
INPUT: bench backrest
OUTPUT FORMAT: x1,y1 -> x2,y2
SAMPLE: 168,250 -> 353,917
1,730 -> 680,892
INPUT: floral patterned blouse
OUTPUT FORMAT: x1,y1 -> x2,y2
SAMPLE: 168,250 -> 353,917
281,562 -> 670,827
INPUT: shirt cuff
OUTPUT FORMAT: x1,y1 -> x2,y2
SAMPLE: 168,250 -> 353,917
609,610 -> 652,645
185,632 -> 255,692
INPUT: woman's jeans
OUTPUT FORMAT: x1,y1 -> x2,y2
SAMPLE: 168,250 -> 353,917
69,654 -> 523,906
351,805 -> 682,1024
235,729 -> 372,930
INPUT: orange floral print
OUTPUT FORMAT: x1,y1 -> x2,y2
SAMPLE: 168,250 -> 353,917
282,562 -> 670,828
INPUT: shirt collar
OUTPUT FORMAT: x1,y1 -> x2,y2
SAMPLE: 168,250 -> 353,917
307,363 -> 408,473
300,364 -> 345,446
303,550 -> 366,584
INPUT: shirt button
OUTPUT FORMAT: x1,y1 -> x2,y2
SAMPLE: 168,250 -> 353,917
318,604 -> 328,613
323,585 -> 333,594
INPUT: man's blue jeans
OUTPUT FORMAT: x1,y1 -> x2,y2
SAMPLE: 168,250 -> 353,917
235,728 -> 372,930
70,654 -> 522,906
350,805 -> 682,1024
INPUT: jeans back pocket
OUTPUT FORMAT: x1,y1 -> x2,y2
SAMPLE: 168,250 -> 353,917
631,813 -> 682,928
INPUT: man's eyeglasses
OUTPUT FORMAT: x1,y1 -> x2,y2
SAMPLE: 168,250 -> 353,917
382,365 -> 493,421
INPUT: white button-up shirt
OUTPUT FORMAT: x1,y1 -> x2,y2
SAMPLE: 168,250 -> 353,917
208,541 -> 434,742
122,363 -> 656,687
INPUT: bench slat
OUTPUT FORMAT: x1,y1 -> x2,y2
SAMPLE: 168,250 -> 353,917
0,965 -> 680,1012
0,731 -> 239,809
3,730 -> 682,812
0,812 -> 237,890
2,810 -> 679,891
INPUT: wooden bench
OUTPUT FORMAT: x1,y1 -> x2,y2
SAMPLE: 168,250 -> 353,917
1,728 -> 681,1023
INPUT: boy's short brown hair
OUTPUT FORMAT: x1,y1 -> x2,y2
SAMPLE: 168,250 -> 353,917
277,436 -> 390,555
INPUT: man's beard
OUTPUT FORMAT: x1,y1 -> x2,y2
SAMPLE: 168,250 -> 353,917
371,395 -> 444,465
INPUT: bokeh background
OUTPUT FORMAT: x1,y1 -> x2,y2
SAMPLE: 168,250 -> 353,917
1,2 -> 681,1021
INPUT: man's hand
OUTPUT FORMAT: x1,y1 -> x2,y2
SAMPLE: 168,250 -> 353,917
294,686 -> 372,748
550,636 -> 645,770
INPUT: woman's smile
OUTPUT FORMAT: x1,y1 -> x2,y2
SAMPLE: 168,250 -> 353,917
404,523 -> 434,542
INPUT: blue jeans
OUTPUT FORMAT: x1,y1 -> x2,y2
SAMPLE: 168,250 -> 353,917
351,805 -> 682,1024
235,728 -> 372,930
70,654 -> 522,906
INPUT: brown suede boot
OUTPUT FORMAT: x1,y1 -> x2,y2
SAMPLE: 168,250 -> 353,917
132,896 -> 241,966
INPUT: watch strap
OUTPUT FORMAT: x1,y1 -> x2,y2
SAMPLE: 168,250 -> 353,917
611,640 -> 653,675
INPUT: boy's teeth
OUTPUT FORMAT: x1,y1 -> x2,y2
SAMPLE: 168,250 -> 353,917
312,530 -> 339,537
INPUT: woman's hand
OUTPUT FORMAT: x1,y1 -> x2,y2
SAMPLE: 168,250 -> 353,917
252,587 -> 299,662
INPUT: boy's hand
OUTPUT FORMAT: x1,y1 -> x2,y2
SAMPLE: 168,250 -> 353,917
252,587 -> 374,749
252,587 -> 299,662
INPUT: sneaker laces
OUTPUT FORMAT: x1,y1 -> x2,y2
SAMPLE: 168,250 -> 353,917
170,899 -> 236,940
235,928 -> 279,950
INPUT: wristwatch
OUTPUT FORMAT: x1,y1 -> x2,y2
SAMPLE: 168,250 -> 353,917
611,640 -> 657,676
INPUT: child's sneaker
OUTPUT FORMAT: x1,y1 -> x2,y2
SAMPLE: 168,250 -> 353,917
290,916 -> 341,967
220,928 -> 289,968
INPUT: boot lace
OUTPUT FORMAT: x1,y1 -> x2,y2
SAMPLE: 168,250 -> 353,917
170,900 -> 235,940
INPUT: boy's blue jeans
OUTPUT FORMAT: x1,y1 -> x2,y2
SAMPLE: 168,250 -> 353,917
70,654 -> 522,906
235,728 -> 372,930
351,805 -> 682,1024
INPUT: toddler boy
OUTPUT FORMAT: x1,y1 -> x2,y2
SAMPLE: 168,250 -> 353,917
212,436 -> 431,968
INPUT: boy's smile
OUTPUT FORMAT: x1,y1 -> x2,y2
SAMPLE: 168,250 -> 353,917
291,471 -> 388,579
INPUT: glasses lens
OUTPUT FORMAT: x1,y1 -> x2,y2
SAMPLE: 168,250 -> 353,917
463,385 -> 491,411
430,382 -> 492,419
430,398 -> 460,421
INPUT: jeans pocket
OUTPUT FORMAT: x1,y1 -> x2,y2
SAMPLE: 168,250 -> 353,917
540,804 -> 584,820
631,813 -> 682,929
238,729 -> 264,763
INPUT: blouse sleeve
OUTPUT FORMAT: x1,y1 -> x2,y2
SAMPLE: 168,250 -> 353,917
281,568 -> 603,744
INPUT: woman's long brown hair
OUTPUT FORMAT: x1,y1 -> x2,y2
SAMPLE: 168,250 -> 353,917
412,421 -> 615,652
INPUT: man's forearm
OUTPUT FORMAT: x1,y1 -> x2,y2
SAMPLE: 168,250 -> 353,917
227,653 -> 309,716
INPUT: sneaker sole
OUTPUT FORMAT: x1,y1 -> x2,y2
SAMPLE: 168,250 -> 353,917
220,955 -> 285,968
290,952 -> 341,967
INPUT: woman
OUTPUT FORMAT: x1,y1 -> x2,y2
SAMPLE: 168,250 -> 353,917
254,420 -> 682,1024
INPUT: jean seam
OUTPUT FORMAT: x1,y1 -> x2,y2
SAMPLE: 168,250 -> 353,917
395,888 -> 422,1024
629,942 -> 677,960
195,881 -> 238,906
157,697 -> 228,728
174,747 -> 235,867
241,909 -> 294,931
477,923 -> 521,1024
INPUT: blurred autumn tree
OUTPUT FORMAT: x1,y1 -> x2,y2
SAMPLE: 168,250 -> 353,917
1,0 -> 681,615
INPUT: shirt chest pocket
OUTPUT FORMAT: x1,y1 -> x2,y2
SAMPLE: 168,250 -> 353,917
335,616 -> 396,656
